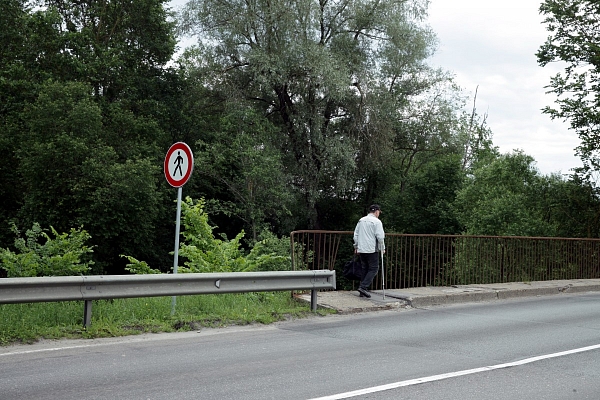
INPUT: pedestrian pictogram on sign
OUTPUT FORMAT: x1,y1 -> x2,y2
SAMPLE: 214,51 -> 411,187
164,142 -> 194,188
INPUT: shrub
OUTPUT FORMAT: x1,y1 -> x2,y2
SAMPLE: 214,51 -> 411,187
0,223 -> 93,277
178,197 -> 288,273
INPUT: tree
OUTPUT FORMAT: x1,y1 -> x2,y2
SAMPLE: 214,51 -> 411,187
381,154 -> 463,234
453,151 -> 559,237
544,174 -> 600,238
178,0 -> 442,228
0,0 -> 67,246
192,104 -> 294,242
0,0 -> 183,272
17,81 -> 166,273
364,89 -> 495,235
537,0 -> 600,175
32,0 -> 177,101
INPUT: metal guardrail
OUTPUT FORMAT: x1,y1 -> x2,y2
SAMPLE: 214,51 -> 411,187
0,270 -> 336,327
291,230 -> 600,289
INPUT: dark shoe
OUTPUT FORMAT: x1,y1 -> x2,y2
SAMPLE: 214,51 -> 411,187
358,288 -> 371,298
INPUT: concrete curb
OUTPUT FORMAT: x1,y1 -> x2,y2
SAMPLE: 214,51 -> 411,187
390,291 -> 498,308
299,279 -> 600,312
386,281 -> 600,308
496,283 -> 600,300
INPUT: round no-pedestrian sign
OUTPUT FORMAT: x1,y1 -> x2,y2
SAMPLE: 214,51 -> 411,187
164,142 -> 194,188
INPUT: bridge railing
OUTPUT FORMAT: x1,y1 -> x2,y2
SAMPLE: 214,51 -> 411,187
290,231 -> 600,289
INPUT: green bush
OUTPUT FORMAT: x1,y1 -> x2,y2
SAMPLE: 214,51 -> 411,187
123,198 -> 291,274
0,223 -> 93,277
247,230 -> 294,271
122,255 -> 162,274
177,197 -> 288,273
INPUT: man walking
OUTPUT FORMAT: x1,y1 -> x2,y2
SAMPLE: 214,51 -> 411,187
353,204 -> 385,298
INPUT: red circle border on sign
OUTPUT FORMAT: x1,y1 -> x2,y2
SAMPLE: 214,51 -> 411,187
164,142 -> 194,188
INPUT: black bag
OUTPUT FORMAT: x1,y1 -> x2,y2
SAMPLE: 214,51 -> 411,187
343,256 -> 363,281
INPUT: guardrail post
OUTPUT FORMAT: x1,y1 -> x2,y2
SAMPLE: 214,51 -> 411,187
311,289 -> 317,312
83,300 -> 92,328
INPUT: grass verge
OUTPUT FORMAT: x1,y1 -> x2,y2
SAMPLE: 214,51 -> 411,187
0,292 -> 335,346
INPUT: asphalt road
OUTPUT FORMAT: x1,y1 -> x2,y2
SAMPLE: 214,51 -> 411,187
2,292 -> 600,399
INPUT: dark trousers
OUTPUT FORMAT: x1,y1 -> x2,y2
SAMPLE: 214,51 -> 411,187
358,252 -> 379,290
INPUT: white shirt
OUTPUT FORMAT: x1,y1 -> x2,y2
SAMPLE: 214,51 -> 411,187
353,213 -> 385,253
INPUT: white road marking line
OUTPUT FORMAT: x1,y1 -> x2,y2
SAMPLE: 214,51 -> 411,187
309,343 -> 600,400
0,343 -> 109,356
0,326 -> 278,358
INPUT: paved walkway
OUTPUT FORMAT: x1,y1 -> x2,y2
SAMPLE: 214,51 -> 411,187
297,279 -> 600,314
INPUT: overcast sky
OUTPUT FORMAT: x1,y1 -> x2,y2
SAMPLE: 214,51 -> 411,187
427,0 -> 582,176
169,0 -> 582,176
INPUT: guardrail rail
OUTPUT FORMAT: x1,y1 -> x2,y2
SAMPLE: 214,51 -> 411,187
0,270 -> 336,327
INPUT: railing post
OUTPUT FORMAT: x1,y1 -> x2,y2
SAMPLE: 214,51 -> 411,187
83,300 -> 92,328
310,289 -> 317,312
290,232 -> 296,271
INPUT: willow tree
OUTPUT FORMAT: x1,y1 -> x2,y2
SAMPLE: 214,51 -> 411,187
178,0 -> 443,227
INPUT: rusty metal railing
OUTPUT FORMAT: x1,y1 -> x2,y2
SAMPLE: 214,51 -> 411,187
290,231 -> 600,289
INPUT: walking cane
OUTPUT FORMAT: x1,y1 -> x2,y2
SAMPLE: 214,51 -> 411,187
381,250 -> 386,300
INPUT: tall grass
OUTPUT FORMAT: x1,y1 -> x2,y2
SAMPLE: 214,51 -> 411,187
0,292 -> 332,346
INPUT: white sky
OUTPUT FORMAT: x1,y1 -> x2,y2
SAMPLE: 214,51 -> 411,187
427,0 -> 582,176
169,0 -> 583,176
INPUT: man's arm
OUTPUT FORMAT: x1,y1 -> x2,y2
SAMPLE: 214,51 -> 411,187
375,221 -> 385,252
353,221 -> 361,253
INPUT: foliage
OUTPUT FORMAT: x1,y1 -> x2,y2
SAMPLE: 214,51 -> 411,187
354,88 -> 497,235
0,223 -> 93,277
0,1 -> 69,246
0,0 -> 180,273
541,174 -> 600,238
456,91 -> 499,170
178,0 -> 448,227
35,0 -> 177,102
247,230 -> 295,271
177,197 -> 289,273
122,255 -> 162,275
537,0 -> 600,175
14,81 -> 167,273
4,0 -> 600,279
193,106 -> 294,241
381,154 -> 463,234
453,151 -> 560,237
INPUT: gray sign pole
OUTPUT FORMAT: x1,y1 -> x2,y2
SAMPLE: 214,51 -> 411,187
171,186 -> 183,314
164,142 -> 194,316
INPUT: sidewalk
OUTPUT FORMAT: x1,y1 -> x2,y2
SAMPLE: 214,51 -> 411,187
297,279 -> 600,314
